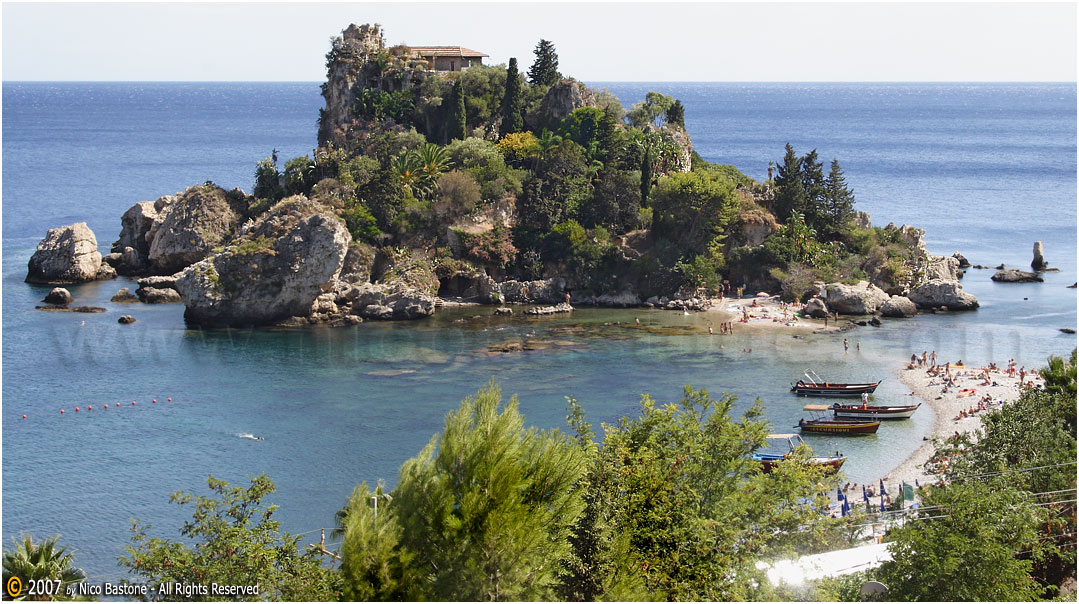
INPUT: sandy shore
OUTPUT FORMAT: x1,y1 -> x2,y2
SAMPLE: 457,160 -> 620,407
698,296 -> 842,334
880,360 -> 1044,488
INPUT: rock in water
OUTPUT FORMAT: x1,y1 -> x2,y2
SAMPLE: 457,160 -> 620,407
43,287 -> 74,305
907,279 -> 979,311
26,222 -> 105,284
952,251 -> 971,268
925,255 -> 962,281
175,196 -> 351,326
137,287 -> 183,304
880,295 -> 918,318
991,269 -> 1043,283
526,302 -> 573,315
1031,241 -> 1048,271
118,315 -> 136,324
110,288 -> 140,303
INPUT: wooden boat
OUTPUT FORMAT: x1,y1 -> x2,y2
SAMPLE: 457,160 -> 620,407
752,433 -> 847,473
791,379 -> 881,397
798,405 -> 881,435
830,402 -> 921,419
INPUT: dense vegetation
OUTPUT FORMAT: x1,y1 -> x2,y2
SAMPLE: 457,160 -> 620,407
259,32 -> 925,302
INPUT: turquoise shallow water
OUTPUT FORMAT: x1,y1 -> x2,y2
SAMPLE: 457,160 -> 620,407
3,82 -> 1076,581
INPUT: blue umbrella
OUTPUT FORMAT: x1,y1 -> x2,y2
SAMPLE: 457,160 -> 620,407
880,495 -> 887,513
862,485 -> 868,501
879,479 -> 888,496
842,497 -> 851,517
915,478 -> 920,488
837,487 -> 844,502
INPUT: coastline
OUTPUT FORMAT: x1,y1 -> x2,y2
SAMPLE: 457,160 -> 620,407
881,360 -> 1043,487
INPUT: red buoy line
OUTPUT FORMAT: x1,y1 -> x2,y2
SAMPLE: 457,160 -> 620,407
22,396 -> 179,420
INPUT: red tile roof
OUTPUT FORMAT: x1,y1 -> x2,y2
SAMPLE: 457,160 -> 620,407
408,46 -> 489,58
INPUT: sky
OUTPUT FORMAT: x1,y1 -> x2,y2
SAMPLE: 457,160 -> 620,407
1,2 -> 1076,82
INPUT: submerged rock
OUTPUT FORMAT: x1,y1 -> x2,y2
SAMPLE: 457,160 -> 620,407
526,302 -> 573,315
26,222 -> 108,284
110,288 -> 140,303
36,305 -> 105,313
991,269 -> 1043,283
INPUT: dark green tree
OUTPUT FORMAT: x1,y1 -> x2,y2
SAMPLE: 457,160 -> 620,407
528,39 -> 560,86
499,58 -> 524,138
772,143 -> 806,223
283,156 -> 317,197
640,146 -> 653,205
665,99 -> 685,129
596,104 -> 620,169
118,474 -> 340,601
253,156 -> 284,204
800,148 -> 827,231
822,158 -> 855,240
446,80 -> 467,142
649,169 -> 739,255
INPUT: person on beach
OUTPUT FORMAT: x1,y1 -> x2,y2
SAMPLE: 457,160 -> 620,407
844,338 -> 849,352
708,326 -> 713,335
635,317 -> 640,325
921,351 -> 928,366
930,351 -> 937,366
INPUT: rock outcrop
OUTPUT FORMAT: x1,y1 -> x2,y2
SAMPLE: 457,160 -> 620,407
925,255 -> 962,281
175,196 -> 350,326
880,295 -> 918,318
497,278 -> 567,304
148,184 -> 245,275
437,269 -> 499,303
952,251 -> 970,268
26,222 -> 113,284
1032,241 -> 1048,271
44,287 -> 74,305
823,281 -> 890,315
318,23 -> 386,146
110,194 -> 178,274
592,289 -> 641,307
535,79 -> 597,129
339,282 -> 436,321
118,315 -> 136,324
991,269 -> 1043,283
907,279 -> 979,311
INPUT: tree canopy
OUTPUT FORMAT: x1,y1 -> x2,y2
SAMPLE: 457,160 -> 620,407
528,39 -> 560,87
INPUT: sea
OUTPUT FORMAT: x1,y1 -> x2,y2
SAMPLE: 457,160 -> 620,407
3,82 -> 1076,582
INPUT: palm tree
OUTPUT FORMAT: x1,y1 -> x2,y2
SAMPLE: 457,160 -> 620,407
3,534 -> 87,600
415,143 -> 452,181
391,152 -> 423,197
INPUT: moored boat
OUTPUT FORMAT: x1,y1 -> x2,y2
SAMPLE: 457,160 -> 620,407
798,405 -> 881,434
791,379 -> 881,397
830,402 -> 920,419
752,433 -> 847,473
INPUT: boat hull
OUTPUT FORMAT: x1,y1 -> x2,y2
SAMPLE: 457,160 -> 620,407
754,454 -> 847,473
791,381 -> 881,397
831,404 -> 920,419
799,419 -> 881,434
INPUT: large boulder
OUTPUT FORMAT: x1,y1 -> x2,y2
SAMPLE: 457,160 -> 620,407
137,287 -> 182,304
952,251 -> 970,268
26,222 -> 109,284
174,196 -> 350,326
925,255 -> 962,281
44,287 -> 73,305
148,184 -> 245,274
801,297 -> 829,318
991,269 -> 1043,283
884,223 -> 926,250
111,195 -> 178,274
823,281 -> 890,315
110,288 -> 140,303
1032,241 -> 1048,271
594,289 -> 641,307
880,295 -> 918,318
437,269 -> 499,303
908,279 -> 979,311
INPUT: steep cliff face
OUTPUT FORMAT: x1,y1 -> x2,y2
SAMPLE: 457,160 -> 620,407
318,23 -> 386,146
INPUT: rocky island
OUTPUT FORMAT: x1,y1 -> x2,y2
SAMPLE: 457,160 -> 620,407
28,23 -> 980,327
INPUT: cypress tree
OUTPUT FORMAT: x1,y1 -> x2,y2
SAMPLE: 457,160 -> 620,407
823,158 -> 855,239
597,105 -> 619,168
800,148 -> 826,231
528,39 -> 560,87
772,143 -> 806,223
665,99 -> 685,130
640,146 -> 653,206
499,58 -> 524,138
446,80 -> 466,142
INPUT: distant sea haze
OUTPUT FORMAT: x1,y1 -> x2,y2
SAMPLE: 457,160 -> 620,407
2,82 -> 1075,582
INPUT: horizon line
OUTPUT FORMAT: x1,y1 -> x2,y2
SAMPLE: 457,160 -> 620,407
4,79 -> 1077,85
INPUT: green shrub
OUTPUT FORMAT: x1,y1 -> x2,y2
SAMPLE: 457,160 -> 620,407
342,204 -> 381,244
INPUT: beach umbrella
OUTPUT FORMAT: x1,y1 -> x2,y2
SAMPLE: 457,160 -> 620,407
880,496 -> 887,513
837,487 -> 843,502
756,292 -> 770,297
842,497 -> 851,517
879,479 -> 887,496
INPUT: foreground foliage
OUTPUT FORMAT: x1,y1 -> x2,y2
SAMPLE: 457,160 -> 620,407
118,474 -> 340,601
2,534 -> 87,601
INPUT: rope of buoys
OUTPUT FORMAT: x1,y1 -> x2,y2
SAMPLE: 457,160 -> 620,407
38,396 -> 175,420
22,414 -> 27,419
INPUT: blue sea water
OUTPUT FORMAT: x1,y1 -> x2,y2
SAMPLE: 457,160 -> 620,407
3,82 -> 1076,582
